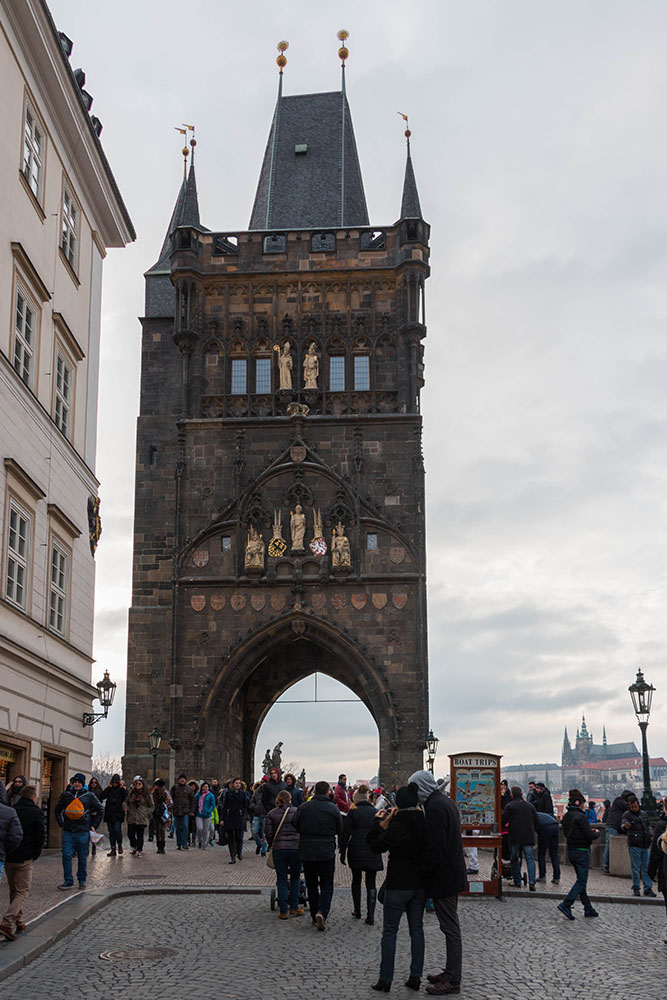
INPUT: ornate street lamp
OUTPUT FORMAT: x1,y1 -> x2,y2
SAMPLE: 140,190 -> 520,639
149,727 -> 162,785
426,729 -> 439,775
628,669 -> 657,816
82,670 -> 117,727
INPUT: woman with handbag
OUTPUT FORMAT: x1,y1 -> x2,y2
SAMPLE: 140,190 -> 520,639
265,789 -> 304,919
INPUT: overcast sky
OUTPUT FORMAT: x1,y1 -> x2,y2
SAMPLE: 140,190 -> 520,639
48,0 -> 667,781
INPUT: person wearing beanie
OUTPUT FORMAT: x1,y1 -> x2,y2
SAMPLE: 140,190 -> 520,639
408,769 -> 467,996
340,785 -> 383,924
54,773 -> 103,890
367,783 -> 425,993
100,774 -> 127,857
170,773 -> 195,850
557,789 -> 600,920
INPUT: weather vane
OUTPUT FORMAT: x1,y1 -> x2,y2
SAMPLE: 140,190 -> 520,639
175,123 -> 196,177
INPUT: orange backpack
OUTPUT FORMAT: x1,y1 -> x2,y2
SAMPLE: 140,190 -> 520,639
64,795 -> 85,821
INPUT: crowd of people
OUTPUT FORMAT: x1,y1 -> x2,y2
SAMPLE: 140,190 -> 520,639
1,768 -> 666,992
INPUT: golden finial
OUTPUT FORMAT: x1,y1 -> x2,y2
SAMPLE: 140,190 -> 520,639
175,126 -> 189,176
276,39 -> 289,72
337,28 -> 349,64
397,112 -> 411,140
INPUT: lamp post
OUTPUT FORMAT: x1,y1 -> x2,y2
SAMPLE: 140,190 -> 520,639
426,729 -> 439,775
628,669 -> 657,816
82,670 -> 117,727
149,727 -> 162,785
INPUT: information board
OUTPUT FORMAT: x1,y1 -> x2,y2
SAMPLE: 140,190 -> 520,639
451,753 -> 501,831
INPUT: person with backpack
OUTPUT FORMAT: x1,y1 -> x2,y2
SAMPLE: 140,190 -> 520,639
54,773 -> 103,890
100,774 -> 127,857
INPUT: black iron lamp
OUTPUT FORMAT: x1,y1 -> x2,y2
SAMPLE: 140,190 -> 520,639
426,729 -> 439,775
82,670 -> 117,727
628,669 -> 657,816
149,727 -> 162,784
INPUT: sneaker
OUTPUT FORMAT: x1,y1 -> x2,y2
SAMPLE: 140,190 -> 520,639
601,867 -> 609,873
277,912 -> 289,920
129,848 -> 137,856
529,884 -> 536,892
0,924 -> 17,941
314,912 -> 326,931
136,851 -> 143,858
57,883 -> 74,890
584,909 -> 599,918
557,901 -> 575,921
644,888 -> 657,897
632,888 -> 641,897
289,908 -> 305,916
465,868 -> 479,875
536,876 -> 546,883
78,883 -> 86,890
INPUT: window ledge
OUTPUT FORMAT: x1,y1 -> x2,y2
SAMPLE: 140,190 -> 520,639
58,247 -> 80,288
18,170 -> 46,222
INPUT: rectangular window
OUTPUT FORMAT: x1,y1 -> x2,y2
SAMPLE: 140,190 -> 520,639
255,357 -> 271,394
329,355 -> 345,392
54,352 -> 72,437
354,355 -> 370,391
61,187 -> 78,270
221,536 -> 232,552
48,542 -> 68,635
366,533 -> 378,550
23,104 -> 43,199
231,359 -> 247,395
6,502 -> 30,610
13,286 -> 36,386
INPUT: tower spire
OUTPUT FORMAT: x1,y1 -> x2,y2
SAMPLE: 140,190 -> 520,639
398,115 -> 423,220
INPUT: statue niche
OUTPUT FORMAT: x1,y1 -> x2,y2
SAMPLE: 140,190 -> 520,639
331,521 -> 351,570
303,342 -> 319,389
244,525 -> 265,573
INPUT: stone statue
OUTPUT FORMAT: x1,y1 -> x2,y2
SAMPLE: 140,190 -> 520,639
298,768 -> 306,786
312,508 -> 323,540
303,342 -> 319,389
290,504 -> 306,551
244,525 -> 265,571
278,341 -> 293,390
331,521 -> 351,568
261,749 -> 272,775
272,742 -> 283,771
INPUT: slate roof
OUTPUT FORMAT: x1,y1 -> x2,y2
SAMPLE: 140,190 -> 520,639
400,143 -> 422,219
147,162 -> 203,274
573,757 -> 667,771
249,90 -> 369,231
588,741 -> 639,759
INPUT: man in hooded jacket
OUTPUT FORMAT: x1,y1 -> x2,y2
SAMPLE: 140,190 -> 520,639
409,770 -> 467,996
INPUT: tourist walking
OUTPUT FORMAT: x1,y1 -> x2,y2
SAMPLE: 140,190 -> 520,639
334,773 -> 351,813
0,780 -> 22,891
0,784 -> 44,940
170,773 -> 195,850
187,781 -> 199,845
261,767 -> 287,815
340,785 -> 383,924
409,769 -> 467,997
54,773 -> 103,889
220,778 -> 248,863
501,786 -> 539,890
602,789 -> 633,873
557,788 -> 600,920
294,780 -> 343,931
367,783 -> 426,993
100,774 -> 127,856
621,796 -> 656,897
126,777 -> 153,857
265,789 -> 304,919
5,776 -> 27,809
284,772 -> 305,807
536,811 -> 561,884
250,779 -> 268,856
151,779 -> 171,854
194,781 -> 216,850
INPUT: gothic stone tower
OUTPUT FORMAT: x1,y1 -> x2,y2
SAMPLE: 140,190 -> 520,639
124,61 -> 430,785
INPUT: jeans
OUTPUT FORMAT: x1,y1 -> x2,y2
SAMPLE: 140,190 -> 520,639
629,846 -> 652,890
510,843 -> 536,886
62,830 -> 89,886
302,857 -> 336,919
127,823 -> 145,852
433,894 -> 463,985
107,820 -> 123,850
563,848 -> 595,912
537,827 -> 561,880
379,888 -> 426,983
174,814 -> 189,848
603,826 -> 619,869
252,816 -> 267,855
196,816 -> 212,848
273,848 -> 301,914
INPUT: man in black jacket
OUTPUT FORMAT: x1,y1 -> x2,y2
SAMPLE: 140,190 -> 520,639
621,796 -> 656,897
261,767 -> 287,815
0,785 -> 44,940
409,769 -> 467,997
602,789 -> 633,872
501,786 -> 539,890
0,779 -> 24,935
100,774 -> 127,856
534,782 -> 554,816
293,780 -> 343,931
557,788 -> 599,920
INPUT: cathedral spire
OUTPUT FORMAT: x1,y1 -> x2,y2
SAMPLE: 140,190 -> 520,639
603,724 -> 607,746
399,119 -> 423,221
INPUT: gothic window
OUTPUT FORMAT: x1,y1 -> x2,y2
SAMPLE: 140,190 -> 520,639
353,354 -> 370,391
255,357 -> 271,394
329,355 -> 345,392
231,359 -> 247,395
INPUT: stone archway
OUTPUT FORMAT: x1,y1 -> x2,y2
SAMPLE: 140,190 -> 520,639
199,612 -> 405,785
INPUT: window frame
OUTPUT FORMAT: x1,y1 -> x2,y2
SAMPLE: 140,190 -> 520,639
5,497 -> 32,612
254,356 -> 271,394
328,354 -> 346,392
21,95 -> 45,205
353,354 -> 370,391
60,181 -> 80,275
53,349 -> 73,438
47,536 -> 70,637
13,281 -> 38,389
230,357 -> 247,395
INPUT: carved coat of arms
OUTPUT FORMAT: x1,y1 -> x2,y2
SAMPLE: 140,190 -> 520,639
331,594 -> 346,610
192,550 -> 209,568
251,594 -> 266,611
290,444 -> 307,463
268,538 -> 287,558
372,593 -> 387,610
190,595 -> 206,612
392,593 -> 408,609
231,594 -> 246,612
210,595 -> 226,611
271,594 -> 286,611
309,537 -> 327,556
351,593 -> 367,610
311,593 -> 326,611
389,545 -> 406,565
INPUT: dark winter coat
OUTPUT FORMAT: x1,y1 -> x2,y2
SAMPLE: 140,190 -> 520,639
561,805 -> 599,850
420,790 -> 467,898
367,809 -> 423,888
261,778 -> 287,815
6,797 -> 44,863
648,815 -> 666,893
249,785 -> 266,819
54,788 -> 103,833
100,784 -> 127,823
293,794 -> 343,861
0,781 -> 23,862
7,775 -> 28,809
285,783 -> 305,807
220,788 -> 249,831
501,797 -> 539,847
170,782 -> 195,817
265,804 -> 300,852
340,801 -> 383,871
621,808 -> 652,849
500,789 -> 512,811
607,791 -> 634,832
534,788 -> 554,816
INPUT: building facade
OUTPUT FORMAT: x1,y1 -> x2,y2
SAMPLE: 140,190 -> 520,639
0,0 -> 133,842
124,58 -> 430,785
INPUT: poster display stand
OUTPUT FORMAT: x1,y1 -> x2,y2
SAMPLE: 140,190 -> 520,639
449,751 -> 503,898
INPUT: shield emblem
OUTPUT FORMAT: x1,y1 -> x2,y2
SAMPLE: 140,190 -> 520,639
192,549 -> 209,568
332,594 -> 346,610
290,444 -> 306,463
190,595 -> 206,612
392,593 -> 408,609
309,537 -> 327,556
268,537 -> 287,558
372,593 -> 387,610
210,595 -> 226,611
271,593 -> 286,611
251,594 -> 266,611
390,545 -> 406,565
231,594 -> 246,612
351,593 -> 367,610
311,593 -> 326,611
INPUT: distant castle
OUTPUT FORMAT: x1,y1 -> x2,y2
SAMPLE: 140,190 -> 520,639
561,715 -> 639,766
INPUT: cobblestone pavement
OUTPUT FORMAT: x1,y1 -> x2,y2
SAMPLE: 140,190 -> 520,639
0,840 -> 648,926
2,892 -> 666,1000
